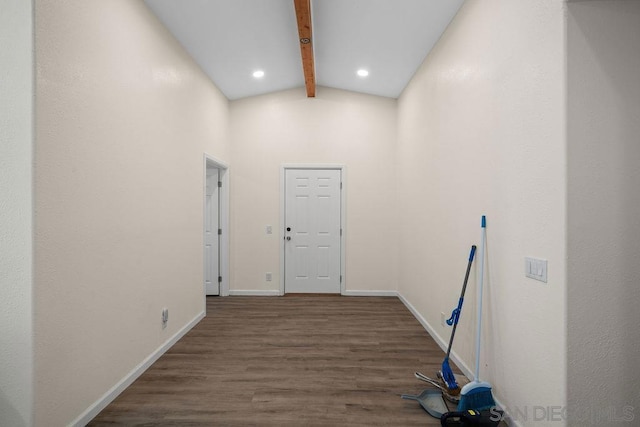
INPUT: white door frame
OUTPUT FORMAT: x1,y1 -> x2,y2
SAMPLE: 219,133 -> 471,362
203,154 -> 230,305
280,164 -> 346,295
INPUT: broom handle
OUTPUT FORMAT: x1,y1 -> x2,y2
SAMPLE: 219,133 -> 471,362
474,215 -> 486,382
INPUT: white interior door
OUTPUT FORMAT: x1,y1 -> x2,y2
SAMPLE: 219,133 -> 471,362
205,166 -> 219,295
284,169 -> 341,293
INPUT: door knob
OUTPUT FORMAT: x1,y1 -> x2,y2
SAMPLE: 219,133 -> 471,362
286,227 -> 291,232
286,236 -> 291,241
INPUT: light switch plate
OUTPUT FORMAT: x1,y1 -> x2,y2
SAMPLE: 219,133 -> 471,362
525,257 -> 547,283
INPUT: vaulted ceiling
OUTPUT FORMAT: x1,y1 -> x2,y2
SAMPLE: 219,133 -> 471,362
144,0 -> 464,100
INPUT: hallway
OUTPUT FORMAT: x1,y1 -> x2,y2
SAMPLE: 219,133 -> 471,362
90,296 -> 459,426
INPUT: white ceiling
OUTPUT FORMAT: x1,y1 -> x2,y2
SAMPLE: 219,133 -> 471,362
144,0 -> 464,100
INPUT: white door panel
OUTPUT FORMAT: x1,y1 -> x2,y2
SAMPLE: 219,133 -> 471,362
285,169 -> 341,293
205,167 -> 219,295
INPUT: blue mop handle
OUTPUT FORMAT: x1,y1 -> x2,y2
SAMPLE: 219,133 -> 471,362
446,246 -> 477,326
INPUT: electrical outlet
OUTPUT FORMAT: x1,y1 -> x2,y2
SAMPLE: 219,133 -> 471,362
161,308 -> 169,329
441,312 -> 446,327
266,272 -> 272,282
266,225 -> 272,234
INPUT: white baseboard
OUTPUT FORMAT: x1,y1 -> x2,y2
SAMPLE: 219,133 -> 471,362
397,292 -> 519,427
396,292 -> 473,379
71,311 -> 206,427
342,290 -> 398,297
492,395 -> 521,427
228,290 -> 398,297
228,289 -> 281,296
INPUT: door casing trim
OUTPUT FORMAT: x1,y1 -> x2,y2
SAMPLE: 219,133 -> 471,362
279,164 -> 346,296
203,154 -> 230,304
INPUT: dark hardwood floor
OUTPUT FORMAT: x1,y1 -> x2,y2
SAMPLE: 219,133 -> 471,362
89,296 -> 466,426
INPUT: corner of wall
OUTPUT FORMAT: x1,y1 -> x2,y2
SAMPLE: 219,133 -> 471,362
566,1 -> 640,422
396,1 -> 568,424
0,0 -> 35,425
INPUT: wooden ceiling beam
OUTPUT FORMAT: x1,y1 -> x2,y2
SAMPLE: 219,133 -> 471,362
294,0 -> 315,97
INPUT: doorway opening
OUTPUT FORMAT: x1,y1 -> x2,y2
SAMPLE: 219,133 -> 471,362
204,154 -> 229,301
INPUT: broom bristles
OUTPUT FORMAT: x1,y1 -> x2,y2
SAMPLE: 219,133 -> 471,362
457,381 -> 496,412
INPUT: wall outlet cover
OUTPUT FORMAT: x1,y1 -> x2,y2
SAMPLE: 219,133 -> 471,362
525,257 -> 548,283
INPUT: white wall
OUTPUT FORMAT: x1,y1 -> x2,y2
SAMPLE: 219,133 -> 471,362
23,1 -> 640,425
229,87 -> 398,294
397,1 -> 567,425
0,1 -> 34,426
567,1 -> 640,425
34,1 -> 229,425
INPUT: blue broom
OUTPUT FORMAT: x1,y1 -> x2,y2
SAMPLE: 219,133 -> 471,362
457,215 -> 496,412
441,245 -> 477,394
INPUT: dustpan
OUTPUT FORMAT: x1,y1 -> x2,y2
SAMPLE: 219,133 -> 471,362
401,389 -> 449,419
415,371 -> 465,403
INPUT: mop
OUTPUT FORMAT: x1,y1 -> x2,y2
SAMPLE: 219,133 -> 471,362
440,245 -> 477,394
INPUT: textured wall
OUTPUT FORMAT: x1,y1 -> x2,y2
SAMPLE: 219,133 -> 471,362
25,1 -> 640,425
34,1 -> 229,425
567,1 -> 640,425
0,1 -> 34,426
229,87 -> 398,293
397,1 -> 567,425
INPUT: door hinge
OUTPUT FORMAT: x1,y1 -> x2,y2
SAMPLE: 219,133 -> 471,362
218,181 -> 222,188
218,228 -> 222,235
218,276 -> 222,283
340,275 -> 343,283
340,228 -> 343,236
340,182 -> 343,190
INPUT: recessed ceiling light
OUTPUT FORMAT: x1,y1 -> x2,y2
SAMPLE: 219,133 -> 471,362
253,70 -> 265,78
357,69 -> 369,77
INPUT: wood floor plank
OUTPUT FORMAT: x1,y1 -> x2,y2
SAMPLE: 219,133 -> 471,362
89,296 -> 473,426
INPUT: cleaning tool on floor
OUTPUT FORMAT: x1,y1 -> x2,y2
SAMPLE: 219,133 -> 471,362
401,389 -> 449,419
457,216 -> 496,412
403,245 -> 477,419
440,408 -> 503,426
441,245 -> 477,395
414,371 -> 461,403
